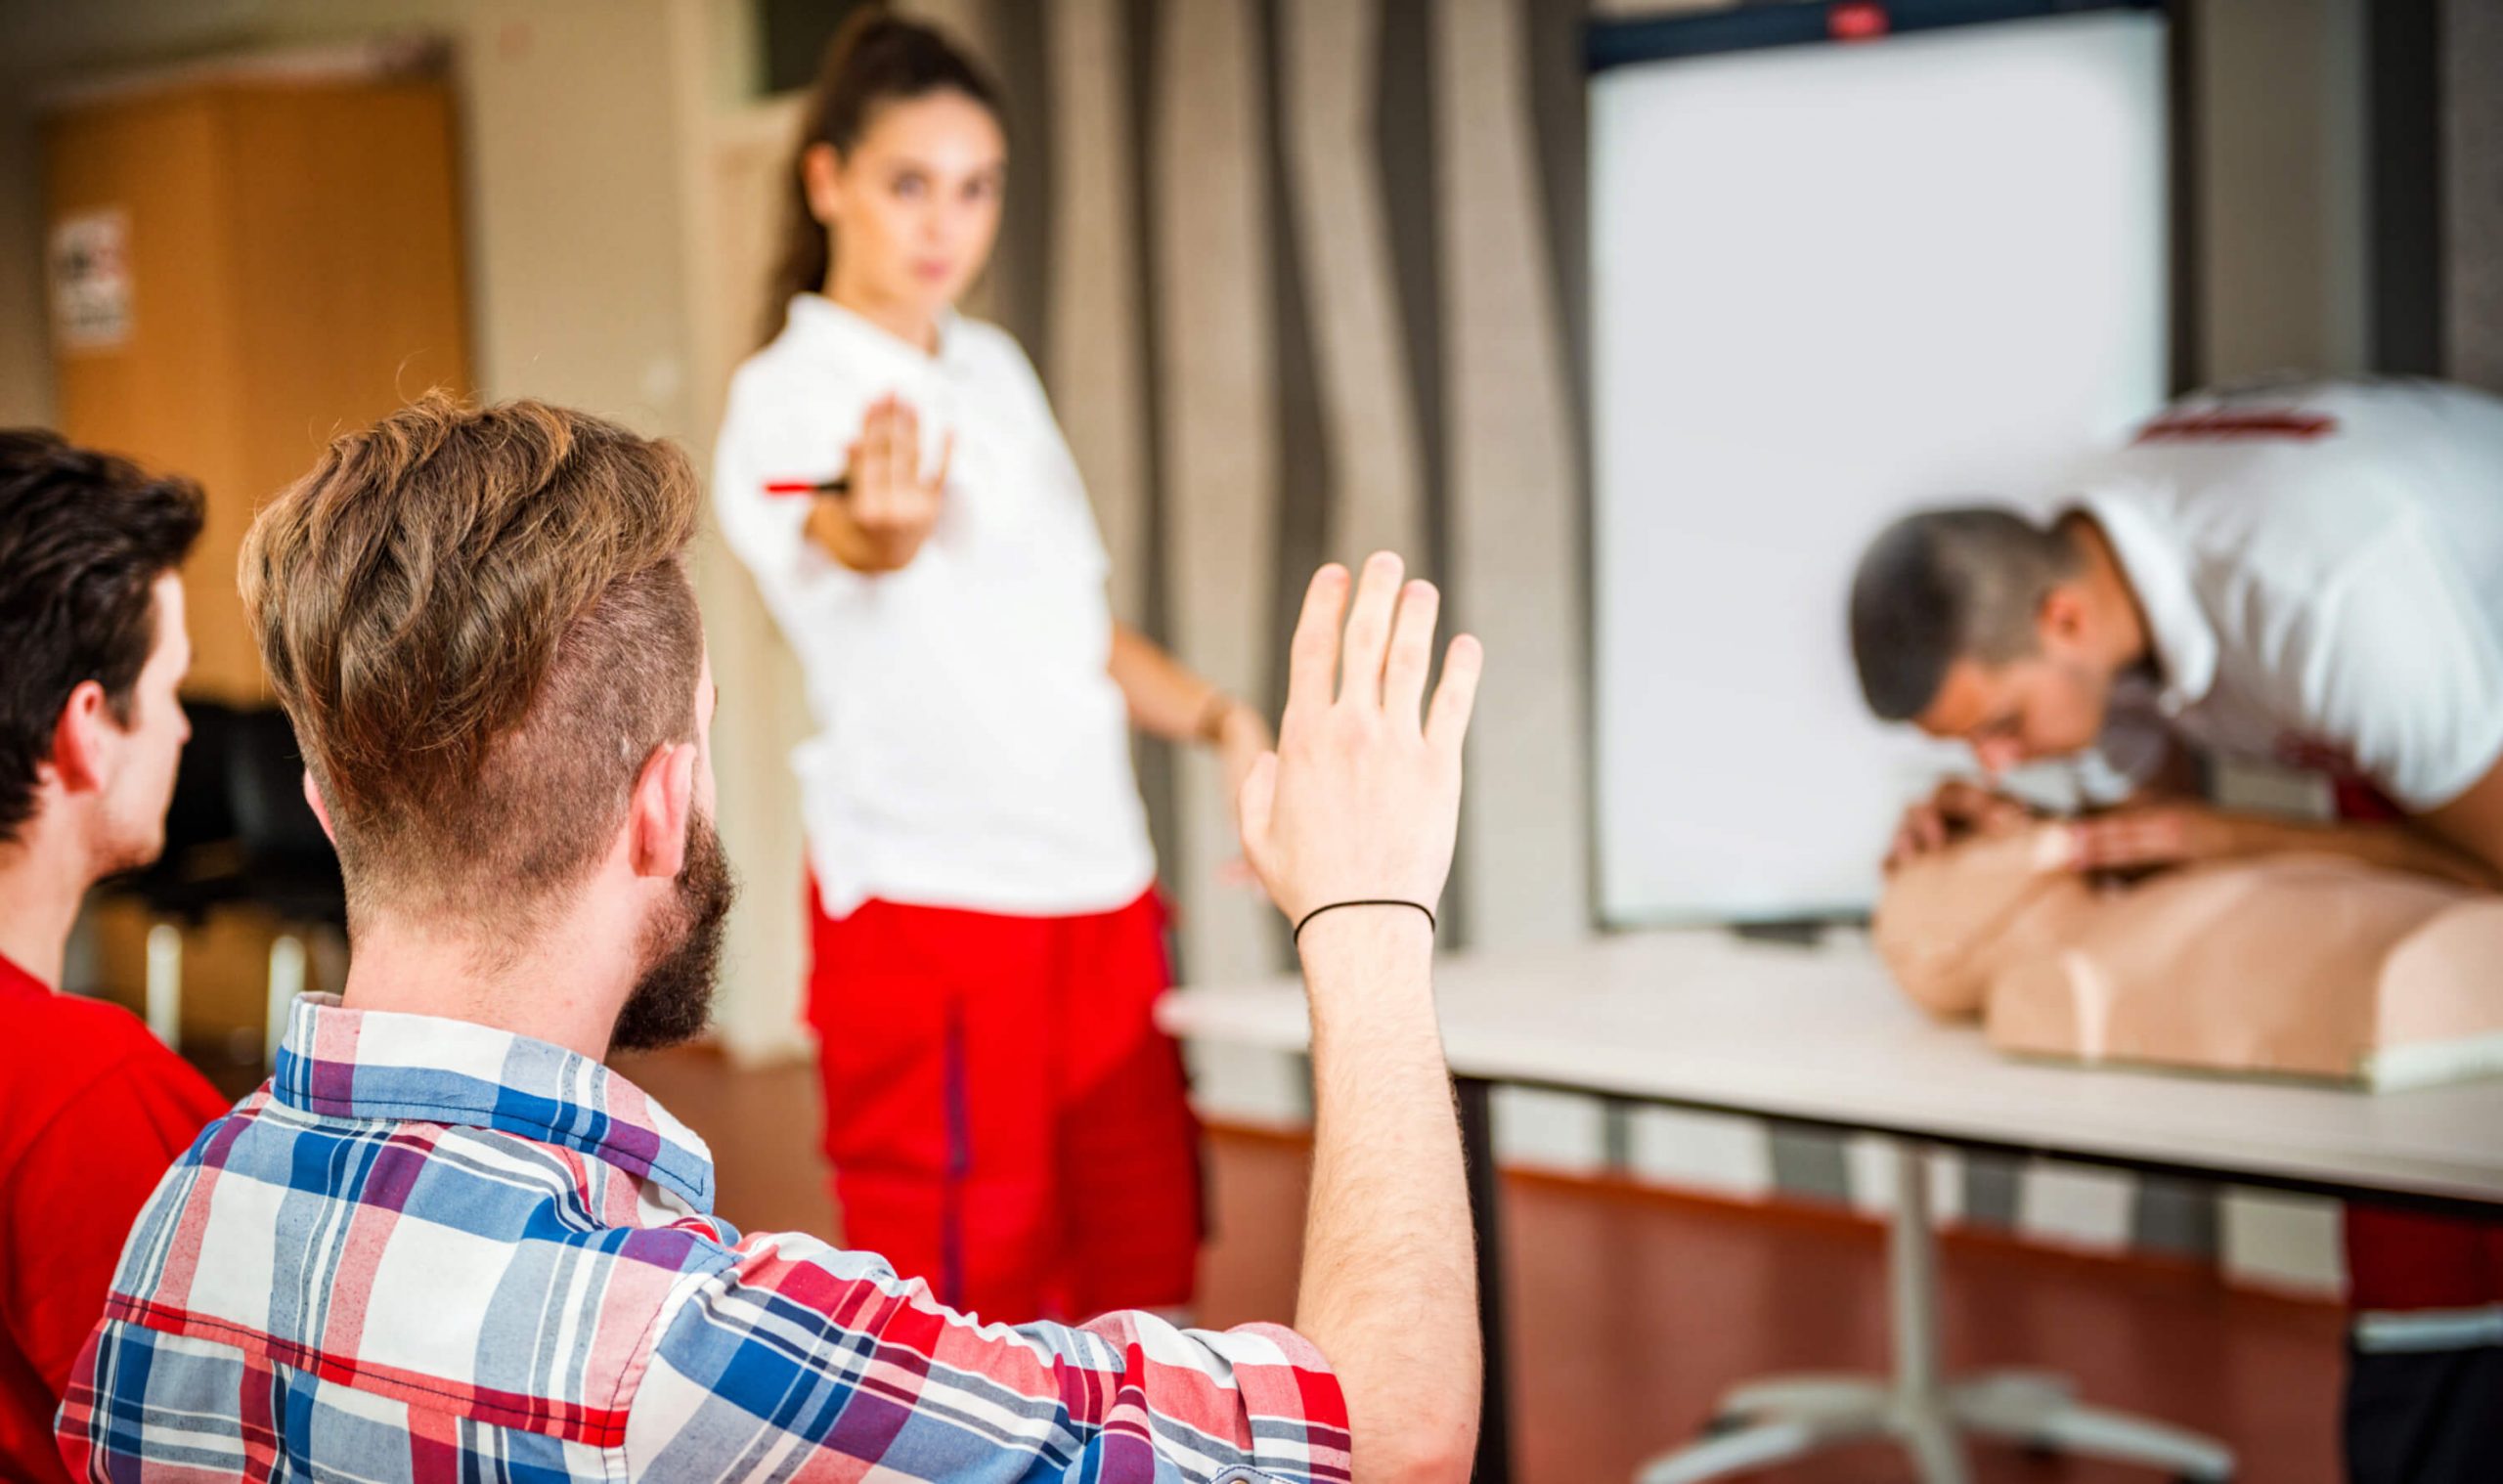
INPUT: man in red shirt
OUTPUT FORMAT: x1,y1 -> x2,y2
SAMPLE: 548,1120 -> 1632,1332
0,430 -> 231,1481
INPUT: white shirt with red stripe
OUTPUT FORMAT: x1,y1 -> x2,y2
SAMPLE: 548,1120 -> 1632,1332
2069,377 -> 2503,812
714,295 -> 1155,921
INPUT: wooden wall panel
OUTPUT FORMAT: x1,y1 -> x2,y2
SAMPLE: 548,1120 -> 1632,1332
44,93 -> 257,694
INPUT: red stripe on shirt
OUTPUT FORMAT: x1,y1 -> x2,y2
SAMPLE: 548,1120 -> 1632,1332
2133,412 -> 2338,442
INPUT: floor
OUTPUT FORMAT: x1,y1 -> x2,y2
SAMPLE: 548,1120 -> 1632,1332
613,1045 -> 2348,1483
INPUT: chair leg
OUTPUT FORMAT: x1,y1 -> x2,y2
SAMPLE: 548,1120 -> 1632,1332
1640,1411 -> 1886,1484
145,923 -> 183,1047
1900,1408 -> 1971,1484
2024,1400 -> 2235,1480
1714,1374 -> 1890,1422
266,933 -> 308,1069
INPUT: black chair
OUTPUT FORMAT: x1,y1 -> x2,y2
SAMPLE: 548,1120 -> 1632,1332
221,707 -> 345,1063
224,707 -> 345,932
101,696 -> 246,921
92,698 -> 249,1044
90,703 -> 347,1065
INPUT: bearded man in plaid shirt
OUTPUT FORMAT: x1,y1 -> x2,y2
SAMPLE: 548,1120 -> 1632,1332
54,395 -> 1485,1483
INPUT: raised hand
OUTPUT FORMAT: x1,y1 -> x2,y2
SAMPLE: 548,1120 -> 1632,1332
1236,553 -> 1482,930
823,392 -> 951,572
1258,554 -> 1488,1479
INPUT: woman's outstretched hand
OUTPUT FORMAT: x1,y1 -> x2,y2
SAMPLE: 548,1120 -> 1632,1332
810,393 -> 951,573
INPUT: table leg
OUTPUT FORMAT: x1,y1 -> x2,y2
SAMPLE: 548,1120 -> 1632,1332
1888,1140 -> 1969,1484
1889,1141 -> 1946,1408
1641,1138 -> 2230,1484
1457,1076 -> 1514,1484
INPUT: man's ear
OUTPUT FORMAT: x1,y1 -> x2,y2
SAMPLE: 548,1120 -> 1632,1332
2039,584 -> 2088,647
47,680 -> 114,794
300,770 -> 338,847
627,740 -> 698,881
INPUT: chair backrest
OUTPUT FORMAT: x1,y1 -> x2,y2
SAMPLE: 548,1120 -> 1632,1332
159,696 -> 242,857
92,698 -> 243,921
225,707 -> 339,870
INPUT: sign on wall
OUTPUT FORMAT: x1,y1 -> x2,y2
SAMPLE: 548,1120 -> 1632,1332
49,207 -> 134,352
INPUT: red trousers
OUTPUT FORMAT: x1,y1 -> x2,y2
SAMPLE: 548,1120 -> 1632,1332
806,885 -> 1203,1323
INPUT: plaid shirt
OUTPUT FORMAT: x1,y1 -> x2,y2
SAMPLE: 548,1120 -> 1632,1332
57,995 -> 1349,1482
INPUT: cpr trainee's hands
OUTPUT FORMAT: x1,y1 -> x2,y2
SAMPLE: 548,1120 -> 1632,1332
1236,553 -> 1482,929
2062,801 -> 2245,873
821,393 -> 950,572
1886,777 -> 2039,870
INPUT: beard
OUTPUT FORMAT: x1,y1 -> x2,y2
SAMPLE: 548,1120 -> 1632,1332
608,810 -> 738,1053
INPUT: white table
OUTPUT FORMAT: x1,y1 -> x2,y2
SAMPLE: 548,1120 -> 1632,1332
1160,929 -> 2503,1484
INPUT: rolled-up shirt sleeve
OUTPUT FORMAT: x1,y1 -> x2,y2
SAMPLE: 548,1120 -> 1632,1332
628,1231 -> 1350,1483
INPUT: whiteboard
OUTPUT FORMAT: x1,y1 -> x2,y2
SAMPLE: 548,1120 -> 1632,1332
1591,12 -> 2170,926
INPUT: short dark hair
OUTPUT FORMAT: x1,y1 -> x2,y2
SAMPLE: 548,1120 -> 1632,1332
1849,506 -> 2081,721
0,431 -> 204,844
241,394 -> 703,929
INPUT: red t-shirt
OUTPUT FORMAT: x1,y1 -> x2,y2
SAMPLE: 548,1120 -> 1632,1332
0,950 -> 229,1482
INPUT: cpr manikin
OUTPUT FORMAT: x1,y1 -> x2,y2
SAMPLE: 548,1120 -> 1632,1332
1873,823 -> 2503,1088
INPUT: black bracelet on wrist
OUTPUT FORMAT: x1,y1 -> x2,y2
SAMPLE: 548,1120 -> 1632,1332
1293,899 -> 1438,945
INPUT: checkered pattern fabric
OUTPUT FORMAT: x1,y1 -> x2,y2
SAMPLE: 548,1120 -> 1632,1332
56,994 -> 1349,1482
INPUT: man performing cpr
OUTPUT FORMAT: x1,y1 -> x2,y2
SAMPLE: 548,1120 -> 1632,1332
1849,374 -> 2503,1484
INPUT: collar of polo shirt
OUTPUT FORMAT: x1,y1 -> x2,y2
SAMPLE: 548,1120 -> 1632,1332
785,291 -> 963,371
2078,486 -> 2218,718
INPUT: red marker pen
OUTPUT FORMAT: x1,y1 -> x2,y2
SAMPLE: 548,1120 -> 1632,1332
765,475 -> 852,498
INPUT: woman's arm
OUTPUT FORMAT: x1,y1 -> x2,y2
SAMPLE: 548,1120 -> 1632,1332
1110,623 -> 1272,816
1110,624 -> 1250,742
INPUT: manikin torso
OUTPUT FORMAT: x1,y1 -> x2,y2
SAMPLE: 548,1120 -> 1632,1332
1872,825 -> 2503,1086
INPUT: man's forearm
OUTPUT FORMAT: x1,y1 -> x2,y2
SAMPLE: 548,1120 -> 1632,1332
1294,912 -> 1480,1484
2231,813 -> 2500,890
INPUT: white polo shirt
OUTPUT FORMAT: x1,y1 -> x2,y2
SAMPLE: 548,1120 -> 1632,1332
713,294 -> 1155,920
2070,377 -> 2503,812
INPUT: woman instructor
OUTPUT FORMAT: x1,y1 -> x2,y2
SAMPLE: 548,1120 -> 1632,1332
713,12 -> 1264,1323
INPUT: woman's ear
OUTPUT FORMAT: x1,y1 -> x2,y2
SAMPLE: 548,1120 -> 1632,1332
803,142 -> 844,226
